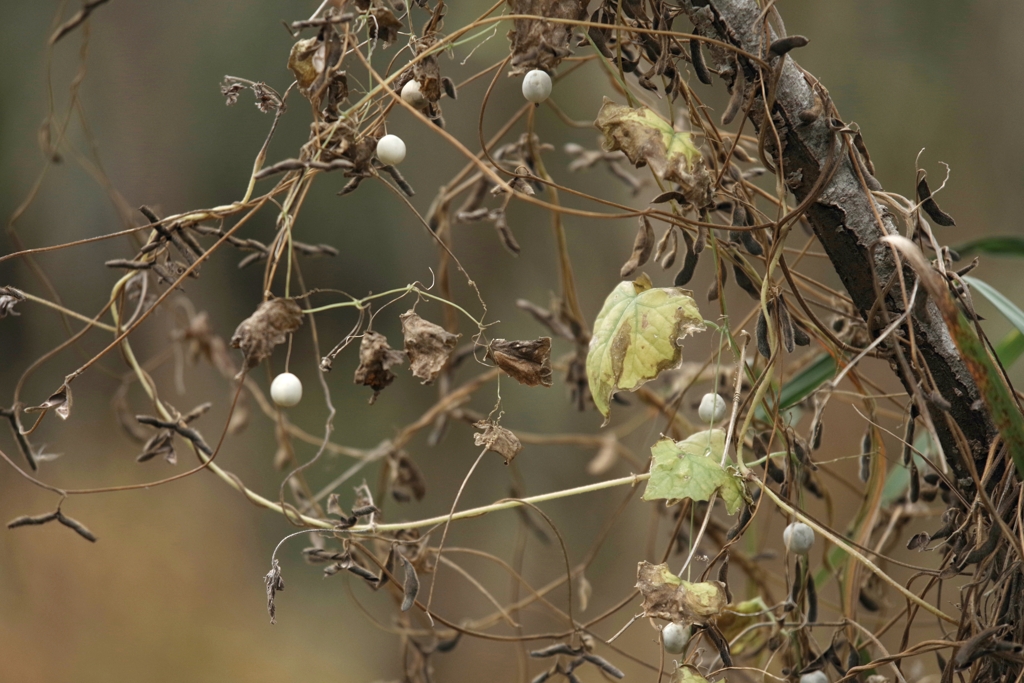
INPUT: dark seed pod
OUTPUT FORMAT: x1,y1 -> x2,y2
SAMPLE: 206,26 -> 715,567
859,429 -> 872,482
764,454 -> 785,484
620,216 -> 655,278
858,588 -> 880,612
694,225 -> 708,254
756,308 -> 771,359
909,460 -> 920,503
846,647 -> 860,673
738,230 -> 763,256
704,624 -> 733,667
792,321 -> 810,346
768,35 -> 809,57
674,230 -> 698,286
905,413 -> 921,466
777,298 -> 795,353
916,171 -> 956,226
734,263 -> 760,299
805,570 -> 818,623
810,420 -> 823,450
721,61 -> 745,126
659,229 -> 679,269
441,76 -> 457,100
689,38 -> 712,85
726,503 -> 754,540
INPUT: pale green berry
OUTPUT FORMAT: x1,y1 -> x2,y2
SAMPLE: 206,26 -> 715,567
662,622 -> 689,654
376,134 -> 406,166
783,521 -> 815,555
698,392 -> 727,423
522,69 -> 552,103
271,372 -> 303,407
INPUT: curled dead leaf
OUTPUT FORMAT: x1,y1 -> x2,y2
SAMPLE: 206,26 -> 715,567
473,420 -> 523,464
230,298 -> 303,374
487,337 -> 553,387
388,449 -> 427,502
505,0 -> 587,75
353,331 -> 405,404
0,286 -> 24,318
25,381 -> 73,420
596,99 -> 712,209
400,310 -> 460,384
636,561 -> 728,624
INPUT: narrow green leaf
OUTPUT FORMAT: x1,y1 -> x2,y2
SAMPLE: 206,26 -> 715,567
996,329 -> 1024,367
779,353 -> 837,410
954,236 -> 1024,259
965,276 -> 1024,334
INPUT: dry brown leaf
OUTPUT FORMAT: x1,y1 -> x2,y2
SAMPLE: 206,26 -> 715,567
636,561 -> 728,624
353,331 -> 405,404
487,337 -> 552,387
25,382 -> 73,421
0,286 -> 24,318
230,298 -> 303,374
505,0 -> 587,75
400,310 -> 460,384
473,420 -> 523,464
388,449 -> 426,502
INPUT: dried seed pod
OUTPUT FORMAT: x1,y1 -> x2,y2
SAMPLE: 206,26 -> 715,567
733,263 -> 760,299
859,429 -> 872,482
689,38 -> 712,85
721,61 -> 745,126
805,570 -> 818,623
916,170 -> 956,226
656,228 -> 678,269
756,308 -> 771,359
768,35 -> 809,57
777,298 -> 795,353
674,230 -> 698,286
620,216 -> 655,278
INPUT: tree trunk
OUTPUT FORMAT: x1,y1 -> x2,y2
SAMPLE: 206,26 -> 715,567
679,0 -> 995,478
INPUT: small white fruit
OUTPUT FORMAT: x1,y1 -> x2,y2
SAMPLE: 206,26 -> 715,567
662,622 -> 690,654
783,521 -> 815,556
401,79 -> 426,108
698,392 -> 728,423
799,671 -> 829,683
376,134 -> 406,166
271,372 -> 303,408
522,69 -> 552,103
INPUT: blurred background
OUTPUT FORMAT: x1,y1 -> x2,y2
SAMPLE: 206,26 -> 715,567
1,2 -> 1022,681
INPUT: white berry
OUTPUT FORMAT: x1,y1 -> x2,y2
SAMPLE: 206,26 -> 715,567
783,521 -> 815,556
698,392 -> 728,423
662,622 -> 690,655
522,69 -> 552,103
271,372 -> 303,407
376,134 -> 406,166
799,671 -> 829,683
401,79 -> 426,108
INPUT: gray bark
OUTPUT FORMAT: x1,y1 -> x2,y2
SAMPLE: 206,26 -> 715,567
679,0 -> 995,476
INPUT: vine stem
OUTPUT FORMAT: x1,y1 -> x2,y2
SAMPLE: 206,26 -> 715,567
345,472 -> 651,534
755,479 -> 957,624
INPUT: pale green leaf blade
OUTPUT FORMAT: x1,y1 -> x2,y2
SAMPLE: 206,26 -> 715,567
642,430 -> 744,514
587,274 -> 705,421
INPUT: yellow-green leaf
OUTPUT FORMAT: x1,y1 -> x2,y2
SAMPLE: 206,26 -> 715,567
595,98 -> 712,208
643,430 -> 744,515
587,273 -> 705,422
672,667 -> 710,683
636,561 -> 729,623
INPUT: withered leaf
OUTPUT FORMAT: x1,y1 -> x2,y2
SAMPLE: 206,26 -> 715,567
0,286 -> 24,318
388,449 -> 427,502
353,331 -> 405,403
505,0 -> 587,75
473,420 -> 523,464
230,298 -> 303,374
620,216 -> 655,279
400,311 -> 460,384
368,5 -> 403,46
25,382 -> 73,420
596,98 -> 713,209
487,337 -> 553,387
636,561 -> 728,624
264,559 -> 284,625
